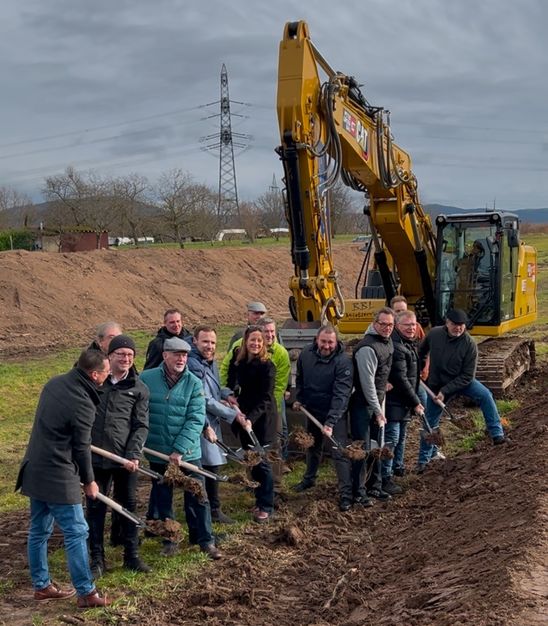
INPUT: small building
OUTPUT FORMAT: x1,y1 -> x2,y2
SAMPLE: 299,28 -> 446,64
60,230 -> 109,252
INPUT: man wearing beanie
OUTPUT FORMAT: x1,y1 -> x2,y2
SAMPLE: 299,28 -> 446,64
87,335 -> 151,576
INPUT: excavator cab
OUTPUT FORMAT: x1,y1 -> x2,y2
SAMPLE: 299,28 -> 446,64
434,211 -> 537,334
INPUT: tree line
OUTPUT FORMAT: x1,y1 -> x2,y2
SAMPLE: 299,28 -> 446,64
0,167 -> 368,250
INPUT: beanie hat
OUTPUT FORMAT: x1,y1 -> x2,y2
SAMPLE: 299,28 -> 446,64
108,334 -> 136,355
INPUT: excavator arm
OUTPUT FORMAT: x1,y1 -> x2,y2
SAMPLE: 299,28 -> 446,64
276,20 -> 437,330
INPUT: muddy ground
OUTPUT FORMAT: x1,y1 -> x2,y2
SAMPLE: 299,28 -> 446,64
0,244 -> 547,625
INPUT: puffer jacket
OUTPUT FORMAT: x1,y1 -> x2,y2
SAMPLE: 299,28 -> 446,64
91,370 -> 149,468
386,329 -> 420,421
140,365 -> 205,462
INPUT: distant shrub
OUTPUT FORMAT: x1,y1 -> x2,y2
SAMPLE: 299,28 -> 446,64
0,229 -> 35,251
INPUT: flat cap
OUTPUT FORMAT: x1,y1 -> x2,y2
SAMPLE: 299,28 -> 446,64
163,337 -> 192,352
247,301 -> 267,313
446,309 -> 468,325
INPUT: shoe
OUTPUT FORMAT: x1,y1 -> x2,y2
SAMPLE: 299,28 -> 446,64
200,543 -> 222,560
123,557 -> 151,573
415,463 -> 427,475
292,480 -> 315,493
339,499 -> 352,512
77,589 -> 110,609
161,541 -> 179,557
353,495 -> 374,508
211,509 -> 235,524
367,489 -> 392,501
393,467 -> 406,477
253,509 -> 270,523
90,558 -> 105,579
431,451 -> 446,461
34,582 -> 76,602
382,478 -> 403,496
493,436 -> 507,445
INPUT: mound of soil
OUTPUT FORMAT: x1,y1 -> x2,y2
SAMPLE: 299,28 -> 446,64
0,244 -> 363,357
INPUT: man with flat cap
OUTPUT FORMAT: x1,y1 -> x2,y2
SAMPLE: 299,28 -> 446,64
226,301 -> 267,351
416,309 -> 507,473
140,337 -> 221,560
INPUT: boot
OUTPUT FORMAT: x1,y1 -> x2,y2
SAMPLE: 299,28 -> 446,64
211,508 -> 235,524
90,557 -> 105,579
123,556 -> 151,573
382,477 -> 403,496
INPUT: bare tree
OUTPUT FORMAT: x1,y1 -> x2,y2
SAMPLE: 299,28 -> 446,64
155,169 -> 216,248
0,186 -> 35,229
43,166 -> 118,248
109,174 -> 151,247
239,201 -> 262,243
328,180 -> 363,235
254,187 -> 286,239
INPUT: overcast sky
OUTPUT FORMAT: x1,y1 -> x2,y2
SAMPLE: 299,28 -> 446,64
1,0 -> 546,209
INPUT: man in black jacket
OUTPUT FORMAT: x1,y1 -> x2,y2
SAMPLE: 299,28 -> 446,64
292,325 -> 354,512
382,310 -> 424,494
144,308 -> 192,370
349,307 -> 395,504
87,335 -> 150,576
16,350 -> 110,609
417,309 -> 507,472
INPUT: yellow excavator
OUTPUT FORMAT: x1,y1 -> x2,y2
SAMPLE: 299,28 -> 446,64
276,21 -> 537,396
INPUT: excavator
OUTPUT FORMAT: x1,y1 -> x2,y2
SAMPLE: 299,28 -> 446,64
276,21 -> 537,396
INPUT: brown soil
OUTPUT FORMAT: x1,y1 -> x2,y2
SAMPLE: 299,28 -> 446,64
0,244 -> 547,625
290,427 -> 315,450
163,464 -> 207,502
0,244 -> 364,357
145,519 -> 183,543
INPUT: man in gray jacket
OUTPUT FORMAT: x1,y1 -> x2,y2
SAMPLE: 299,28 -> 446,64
349,307 -> 395,504
416,308 -> 507,472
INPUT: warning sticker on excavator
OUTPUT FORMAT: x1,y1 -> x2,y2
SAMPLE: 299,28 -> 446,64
342,109 -> 368,158
527,263 -> 536,280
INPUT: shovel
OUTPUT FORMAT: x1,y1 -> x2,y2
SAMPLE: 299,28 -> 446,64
298,406 -> 358,457
81,483 -> 145,528
417,410 -> 445,447
244,424 -> 269,456
143,447 -> 229,482
91,444 -> 165,483
420,381 -> 456,421
215,439 -> 247,465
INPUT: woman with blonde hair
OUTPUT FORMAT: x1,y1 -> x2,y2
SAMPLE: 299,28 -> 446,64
227,326 -> 276,522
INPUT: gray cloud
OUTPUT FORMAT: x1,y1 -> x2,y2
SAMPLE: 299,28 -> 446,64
0,0 -> 546,209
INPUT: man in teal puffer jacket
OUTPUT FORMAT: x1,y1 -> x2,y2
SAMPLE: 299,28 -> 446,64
140,337 -> 221,560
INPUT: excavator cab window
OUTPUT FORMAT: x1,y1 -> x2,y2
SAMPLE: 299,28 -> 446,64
435,217 -> 503,327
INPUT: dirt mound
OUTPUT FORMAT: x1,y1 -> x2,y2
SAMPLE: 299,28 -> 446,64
0,244 -> 363,356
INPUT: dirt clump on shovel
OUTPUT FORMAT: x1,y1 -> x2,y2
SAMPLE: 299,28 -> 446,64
370,447 -> 395,460
145,518 -> 183,543
227,472 -> 260,489
289,427 -> 315,450
162,463 -> 207,502
423,430 -> 446,446
343,440 -> 367,461
242,450 -> 262,467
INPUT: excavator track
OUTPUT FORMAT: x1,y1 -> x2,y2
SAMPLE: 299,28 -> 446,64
476,337 -> 535,398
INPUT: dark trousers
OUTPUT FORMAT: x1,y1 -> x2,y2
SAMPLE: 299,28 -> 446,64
202,465 -> 221,512
86,467 -> 139,560
349,401 -> 382,496
303,414 -> 352,500
147,461 -> 213,548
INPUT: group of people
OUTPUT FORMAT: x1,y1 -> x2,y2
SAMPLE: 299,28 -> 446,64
15,299 -> 507,608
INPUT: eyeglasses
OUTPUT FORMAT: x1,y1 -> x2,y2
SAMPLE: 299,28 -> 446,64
112,351 -> 134,358
375,322 -> 394,328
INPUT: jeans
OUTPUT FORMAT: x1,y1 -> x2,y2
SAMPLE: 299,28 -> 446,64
382,421 -> 408,478
280,400 -> 289,461
28,499 -> 94,596
349,400 -> 382,496
147,461 -> 214,548
417,379 -> 504,465
87,467 -> 139,560
251,459 -> 275,513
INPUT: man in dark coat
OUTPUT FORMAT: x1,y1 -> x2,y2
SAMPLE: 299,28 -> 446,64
143,308 -> 192,370
416,309 -> 507,472
87,335 -> 150,576
292,325 -> 354,512
382,310 -> 424,494
15,350 -> 110,609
